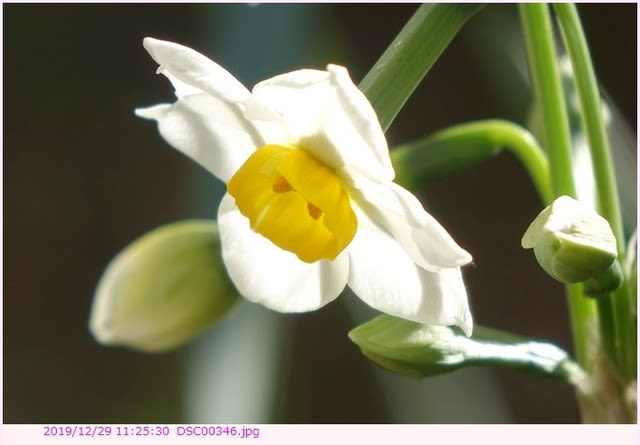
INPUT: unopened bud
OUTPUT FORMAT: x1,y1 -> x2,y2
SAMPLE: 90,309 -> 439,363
89,220 -> 239,353
521,196 -> 619,286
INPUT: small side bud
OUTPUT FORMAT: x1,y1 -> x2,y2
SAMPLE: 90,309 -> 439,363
89,220 -> 239,353
521,196 -> 618,286
583,260 -> 624,297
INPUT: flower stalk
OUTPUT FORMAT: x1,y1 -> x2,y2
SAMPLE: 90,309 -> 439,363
391,119 -> 553,204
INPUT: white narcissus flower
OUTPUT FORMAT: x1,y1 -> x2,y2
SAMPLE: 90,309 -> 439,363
136,37 -> 474,335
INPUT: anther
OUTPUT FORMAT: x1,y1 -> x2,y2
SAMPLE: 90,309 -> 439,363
273,176 -> 294,193
307,203 -> 323,220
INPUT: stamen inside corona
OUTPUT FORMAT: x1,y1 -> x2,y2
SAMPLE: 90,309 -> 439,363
307,203 -> 323,220
227,145 -> 357,262
272,176 -> 293,193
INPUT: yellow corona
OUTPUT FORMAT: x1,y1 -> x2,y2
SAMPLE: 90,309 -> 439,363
227,145 -> 357,263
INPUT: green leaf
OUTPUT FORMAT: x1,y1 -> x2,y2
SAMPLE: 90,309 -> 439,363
89,220 -> 240,353
349,315 -> 586,387
359,3 -> 484,131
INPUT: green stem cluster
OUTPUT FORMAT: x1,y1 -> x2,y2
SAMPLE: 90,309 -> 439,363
519,3 -> 599,372
520,3 -> 634,422
553,3 -> 636,382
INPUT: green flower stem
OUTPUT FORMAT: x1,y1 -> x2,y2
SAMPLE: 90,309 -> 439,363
391,119 -> 553,204
518,4 -> 599,371
519,4 -> 576,198
565,284 -> 593,368
359,3 -> 483,131
553,3 -> 636,379
553,4 -> 624,250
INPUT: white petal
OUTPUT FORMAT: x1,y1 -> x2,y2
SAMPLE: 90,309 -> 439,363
347,217 -> 473,336
217,194 -> 349,312
143,37 -> 251,104
136,94 -> 262,182
351,178 -> 472,271
242,96 -> 295,146
156,67 -> 204,98
326,64 -> 394,180
251,69 -> 331,137
252,65 -> 394,181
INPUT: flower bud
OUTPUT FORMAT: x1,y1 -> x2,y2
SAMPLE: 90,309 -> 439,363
89,220 -> 239,353
521,196 -> 619,285
349,315 -> 583,384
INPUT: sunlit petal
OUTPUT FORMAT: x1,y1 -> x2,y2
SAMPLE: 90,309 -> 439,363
348,214 -> 472,336
136,94 -> 261,182
143,37 -> 251,104
352,178 -> 472,271
252,66 -> 394,181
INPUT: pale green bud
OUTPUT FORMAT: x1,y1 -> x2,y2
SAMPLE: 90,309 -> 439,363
521,196 -> 619,286
89,220 -> 239,353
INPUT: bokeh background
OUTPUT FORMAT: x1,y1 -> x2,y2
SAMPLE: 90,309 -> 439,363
4,3 -> 636,423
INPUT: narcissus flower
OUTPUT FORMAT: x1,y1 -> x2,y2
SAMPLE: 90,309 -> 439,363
136,37 -> 474,335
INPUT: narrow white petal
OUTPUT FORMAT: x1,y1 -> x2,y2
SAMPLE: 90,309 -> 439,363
217,194 -> 349,312
351,178 -> 472,271
348,217 -> 473,336
135,94 -> 261,183
252,66 -> 394,180
143,37 -> 251,104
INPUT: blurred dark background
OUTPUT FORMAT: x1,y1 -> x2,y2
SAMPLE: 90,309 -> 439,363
4,4 -> 636,423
